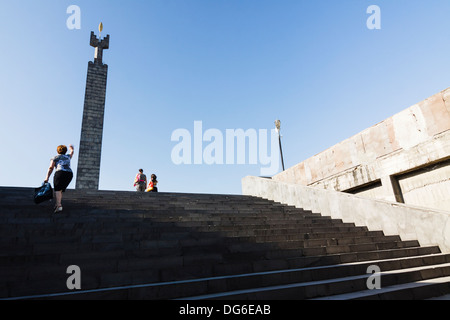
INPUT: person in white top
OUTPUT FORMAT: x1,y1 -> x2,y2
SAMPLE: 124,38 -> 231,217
44,144 -> 74,213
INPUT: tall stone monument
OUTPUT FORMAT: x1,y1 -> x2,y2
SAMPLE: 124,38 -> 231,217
76,26 -> 110,190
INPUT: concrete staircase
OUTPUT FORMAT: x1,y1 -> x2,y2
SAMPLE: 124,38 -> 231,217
1,187 -> 450,300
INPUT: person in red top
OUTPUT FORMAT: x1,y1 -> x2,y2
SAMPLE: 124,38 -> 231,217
134,169 -> 147,192
146,174 -> 158,193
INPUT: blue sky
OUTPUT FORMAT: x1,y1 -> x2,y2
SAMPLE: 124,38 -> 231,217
1,0 -> 450,194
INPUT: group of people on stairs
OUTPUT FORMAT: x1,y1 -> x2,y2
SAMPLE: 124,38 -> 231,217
42,144 -> 159,214
133,169 -> 158,193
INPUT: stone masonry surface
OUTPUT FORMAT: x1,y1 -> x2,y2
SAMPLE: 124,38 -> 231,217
75,33 -> 109,190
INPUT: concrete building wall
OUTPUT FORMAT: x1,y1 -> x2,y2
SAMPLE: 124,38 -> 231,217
273,87 -> 450,212
397,159 -> 450,210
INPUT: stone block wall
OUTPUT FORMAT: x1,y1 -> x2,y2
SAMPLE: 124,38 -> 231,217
75,61 -> 108,190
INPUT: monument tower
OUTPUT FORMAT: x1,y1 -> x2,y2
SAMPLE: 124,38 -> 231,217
76,24 -> 110,190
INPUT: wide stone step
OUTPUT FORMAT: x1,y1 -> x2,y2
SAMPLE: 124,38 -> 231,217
311,275 -> 450,300
2,225 -> 383,238
180,262 -> 450,300
0,231 -> 404,250
0,219 -> 364,238
285,246 -> 442,269
0,207 -> 347,224
0,202 -> 280,225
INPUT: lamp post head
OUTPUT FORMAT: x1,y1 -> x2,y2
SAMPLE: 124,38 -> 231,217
275,120 -> 281,132
274,119 -> 285,171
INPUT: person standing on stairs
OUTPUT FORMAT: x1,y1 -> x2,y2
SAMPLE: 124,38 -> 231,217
134,169 -> 147,192
44,144 -> 74,213
145,174 -> 158,192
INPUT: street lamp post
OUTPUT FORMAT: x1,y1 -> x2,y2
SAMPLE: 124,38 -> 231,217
275,120 -> 285,172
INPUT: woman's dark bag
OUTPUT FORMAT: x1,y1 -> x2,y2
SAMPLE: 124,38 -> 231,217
34,182 -> 53,204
